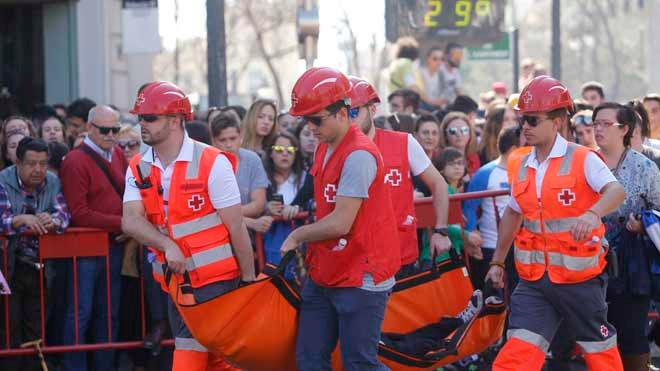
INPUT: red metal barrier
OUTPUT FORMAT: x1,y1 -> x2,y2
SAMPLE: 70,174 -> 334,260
0,228 -> 174,357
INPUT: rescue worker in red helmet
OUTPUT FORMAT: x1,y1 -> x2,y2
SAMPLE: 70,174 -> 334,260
486,75 -> 625,371
122,81 -> 255,371
347,76 -> 452,277
280,67 -> 400,370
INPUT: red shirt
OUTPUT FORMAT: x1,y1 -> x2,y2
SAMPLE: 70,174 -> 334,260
60,143 -> 128,229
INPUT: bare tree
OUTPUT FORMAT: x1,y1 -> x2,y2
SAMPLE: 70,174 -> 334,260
242,0 -> 297,105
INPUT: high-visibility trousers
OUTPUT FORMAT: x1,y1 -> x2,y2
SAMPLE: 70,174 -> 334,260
492,272 -> 623,371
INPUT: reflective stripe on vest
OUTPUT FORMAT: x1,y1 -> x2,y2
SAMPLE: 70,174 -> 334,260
515,246 -> 603,271
516,143 -> 577,182
174,337 -> 207,352
171,213 -> 223,239
576,336 -> 617,354
514,247 -> 545,265
523,217 -> 580,234
507,329 -> 550,352
185,143 -> 205,180
185,243 -> 233,272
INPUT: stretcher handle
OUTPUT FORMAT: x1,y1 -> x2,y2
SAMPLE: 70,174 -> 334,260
274,250 -> 298,276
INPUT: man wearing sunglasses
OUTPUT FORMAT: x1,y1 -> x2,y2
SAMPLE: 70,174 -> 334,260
280,67 -> 400,370
348,76 -> 451,278
122,81 -> 254,371
59,105 -> 129,371
484,76 -> 626,371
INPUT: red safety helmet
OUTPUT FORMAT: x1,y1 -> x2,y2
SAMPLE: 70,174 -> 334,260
130,81 -> 193,121
289,67 -> 351,116
348,76 -> 381,109
515,75 -> 574,114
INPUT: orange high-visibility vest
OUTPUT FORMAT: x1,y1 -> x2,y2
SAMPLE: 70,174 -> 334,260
129,141 -> 240,289
507,143 -> 607,284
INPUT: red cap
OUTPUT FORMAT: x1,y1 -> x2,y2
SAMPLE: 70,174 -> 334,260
130,81 -> 193,121
347,76 -> 380,108
515,75 -> 574,114
289,67 -> 351,116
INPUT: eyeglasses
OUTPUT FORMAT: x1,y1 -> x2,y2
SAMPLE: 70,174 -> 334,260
446,126 -> 470,136
593,120 -> 624,128
138,114 -> 160,123
117,139 -> 139,149
90,122 -> 120,135
271,145 -> 296,154
573,115 -> 593,126
517,115 -> 549,128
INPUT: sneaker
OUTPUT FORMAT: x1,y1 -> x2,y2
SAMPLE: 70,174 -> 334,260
457,290 -> 483,323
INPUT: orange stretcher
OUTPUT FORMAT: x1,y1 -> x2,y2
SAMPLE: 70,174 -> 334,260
165,250 -> 507,371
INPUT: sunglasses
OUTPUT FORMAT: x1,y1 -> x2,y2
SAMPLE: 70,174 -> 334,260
303,112 -> 336,126
517,115 -> 548,128
593,120 -> 624,128
446,126 -> 470,136
117,139 -> 139,149
271,145 -> 296,154
573,115 -> 593,126
91,122 -> 120,135
138,114 -> 160,123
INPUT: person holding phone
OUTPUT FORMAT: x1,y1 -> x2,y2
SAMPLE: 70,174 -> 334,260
262,132 -> 313,265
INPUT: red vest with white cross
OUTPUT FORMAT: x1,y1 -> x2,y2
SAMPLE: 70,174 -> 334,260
129,141 -> 240,290
309,126 -> 401,287
508,143 -> 607,284
373,128 -> 418,266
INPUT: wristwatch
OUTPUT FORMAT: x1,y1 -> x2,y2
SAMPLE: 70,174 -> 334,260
432,227 -> 449,236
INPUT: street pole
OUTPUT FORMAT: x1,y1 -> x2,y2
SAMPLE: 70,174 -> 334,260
551,0 -> 561,80
207,0 -> 227,107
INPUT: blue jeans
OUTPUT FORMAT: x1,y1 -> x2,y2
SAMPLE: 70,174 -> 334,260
61,245 -> 122,371
296,278 -> 391,371
143,249 -> 167,322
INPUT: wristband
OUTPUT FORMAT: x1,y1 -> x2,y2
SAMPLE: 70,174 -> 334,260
489,261 -> 505,269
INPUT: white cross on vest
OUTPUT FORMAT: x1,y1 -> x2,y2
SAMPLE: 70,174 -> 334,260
188,195 -> 206,211
324,184 -> 337,203
385,169 -> 403,187
557,188 -> 576,206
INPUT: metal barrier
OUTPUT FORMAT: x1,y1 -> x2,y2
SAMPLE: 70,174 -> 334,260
0,190 -> 511,358
0,228 -> 174,358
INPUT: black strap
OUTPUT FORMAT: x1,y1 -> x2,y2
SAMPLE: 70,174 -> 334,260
80,145 -> 123,197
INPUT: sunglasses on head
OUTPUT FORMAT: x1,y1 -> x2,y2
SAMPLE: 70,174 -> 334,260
271,145 -> 296,154
117,139 -> 139,149
573,115 -> 593,126
446,126 -> 470,136
138,114 -> 160,123
517,115 -> 546,128
91,122 -> 120,135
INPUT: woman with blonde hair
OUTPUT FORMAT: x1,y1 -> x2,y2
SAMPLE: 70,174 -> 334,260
241,99 -> 278,158
439,111 -> 480,175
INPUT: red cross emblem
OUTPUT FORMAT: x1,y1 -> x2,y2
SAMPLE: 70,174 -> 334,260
557,188 -> 576,206
324,184 -> 337,203
291,93 -> 299,108
187,195 -> 205,212
385,169 -> 403,187
135,93 -> 146,106
523,91 -> 533,105
600,325 -> 609,337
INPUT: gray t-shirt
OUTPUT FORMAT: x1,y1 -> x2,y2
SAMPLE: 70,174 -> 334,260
325,148 -> 396,291
237,148 -> 268,205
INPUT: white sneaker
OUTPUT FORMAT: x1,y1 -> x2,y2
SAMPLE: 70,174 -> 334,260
457,290 -> 483,323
